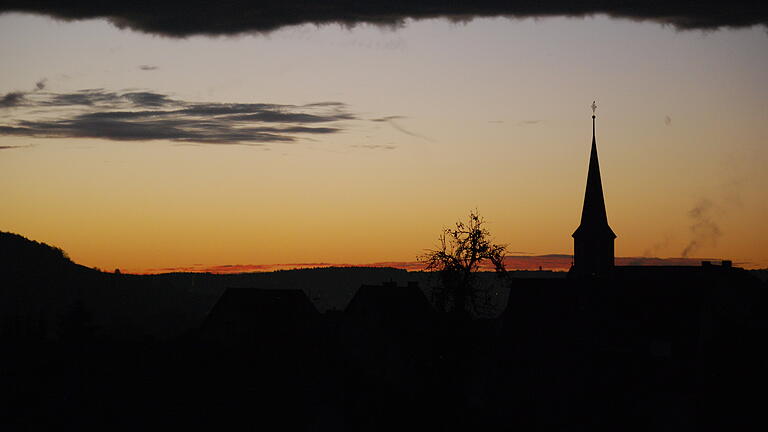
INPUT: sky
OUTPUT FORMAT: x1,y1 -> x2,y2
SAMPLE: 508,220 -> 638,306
1,8 -> 767,272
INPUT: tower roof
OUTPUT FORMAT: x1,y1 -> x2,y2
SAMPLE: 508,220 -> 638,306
573,110 -> 616,239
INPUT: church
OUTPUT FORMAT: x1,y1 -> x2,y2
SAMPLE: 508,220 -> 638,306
571,102 -> 616,278
569,102 -> 736,278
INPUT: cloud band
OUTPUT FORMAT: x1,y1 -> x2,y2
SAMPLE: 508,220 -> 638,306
0,88 -> 354,145
1,1 -> 766,37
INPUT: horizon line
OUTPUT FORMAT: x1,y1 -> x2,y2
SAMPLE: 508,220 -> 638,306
126,255 -> 739,275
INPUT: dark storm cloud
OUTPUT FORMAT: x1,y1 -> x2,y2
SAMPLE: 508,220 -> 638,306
3,1 -> 765,37
0,88 -> 354,145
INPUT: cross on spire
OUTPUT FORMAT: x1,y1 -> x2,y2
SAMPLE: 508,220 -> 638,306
572,102 -> 616,277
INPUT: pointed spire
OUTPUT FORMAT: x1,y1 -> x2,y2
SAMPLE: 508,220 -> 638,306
571,102 -> 616,278
573,102 -> 615,239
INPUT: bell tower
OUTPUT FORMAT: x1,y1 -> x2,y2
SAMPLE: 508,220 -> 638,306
572,102 -> 616,277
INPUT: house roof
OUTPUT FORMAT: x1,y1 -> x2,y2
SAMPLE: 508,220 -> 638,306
199,288 -> 319,342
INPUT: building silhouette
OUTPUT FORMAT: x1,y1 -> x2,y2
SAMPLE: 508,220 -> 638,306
198,287 -> 320,348
572,105 -> 616,277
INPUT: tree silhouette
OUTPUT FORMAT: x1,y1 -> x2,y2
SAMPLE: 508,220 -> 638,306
420,210 -> 507,318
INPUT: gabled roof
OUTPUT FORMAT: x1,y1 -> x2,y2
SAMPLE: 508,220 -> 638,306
199,288 -> 319,343
345,282 -> 433,319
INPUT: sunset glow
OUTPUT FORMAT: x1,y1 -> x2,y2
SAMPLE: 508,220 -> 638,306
2,13 -> 767,272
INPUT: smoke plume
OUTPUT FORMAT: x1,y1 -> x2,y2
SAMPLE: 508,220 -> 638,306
681,199 -> 722,258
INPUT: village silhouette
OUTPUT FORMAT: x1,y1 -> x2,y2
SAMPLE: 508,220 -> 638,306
2,108 -> 767,431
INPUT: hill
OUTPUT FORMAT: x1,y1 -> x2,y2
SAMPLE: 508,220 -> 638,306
0,231 -> 75,274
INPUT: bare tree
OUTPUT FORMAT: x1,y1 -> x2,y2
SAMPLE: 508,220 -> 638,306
420,210 -> 507,318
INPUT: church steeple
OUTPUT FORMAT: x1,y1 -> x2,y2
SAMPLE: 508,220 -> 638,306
572,102 -> 616,277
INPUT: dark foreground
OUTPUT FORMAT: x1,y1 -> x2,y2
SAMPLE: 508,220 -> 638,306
2,236 -> 767,431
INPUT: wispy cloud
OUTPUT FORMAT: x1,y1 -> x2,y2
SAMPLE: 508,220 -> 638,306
0,92 -> 25,108
0,144 -> 34,150
0,78 -> 48,107
518,120 -> 542,126
141,262 -> 337,274
0,87 -> 356,145
372,116 -> 405,122
2,2 -> 765,37
139,65 -> 159,71
372,115 -> 432,141
351,144 -> 397,151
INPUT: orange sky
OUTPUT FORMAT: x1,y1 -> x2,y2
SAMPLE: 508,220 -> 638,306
1,15 -> 767,271
138,256 -> 721,275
